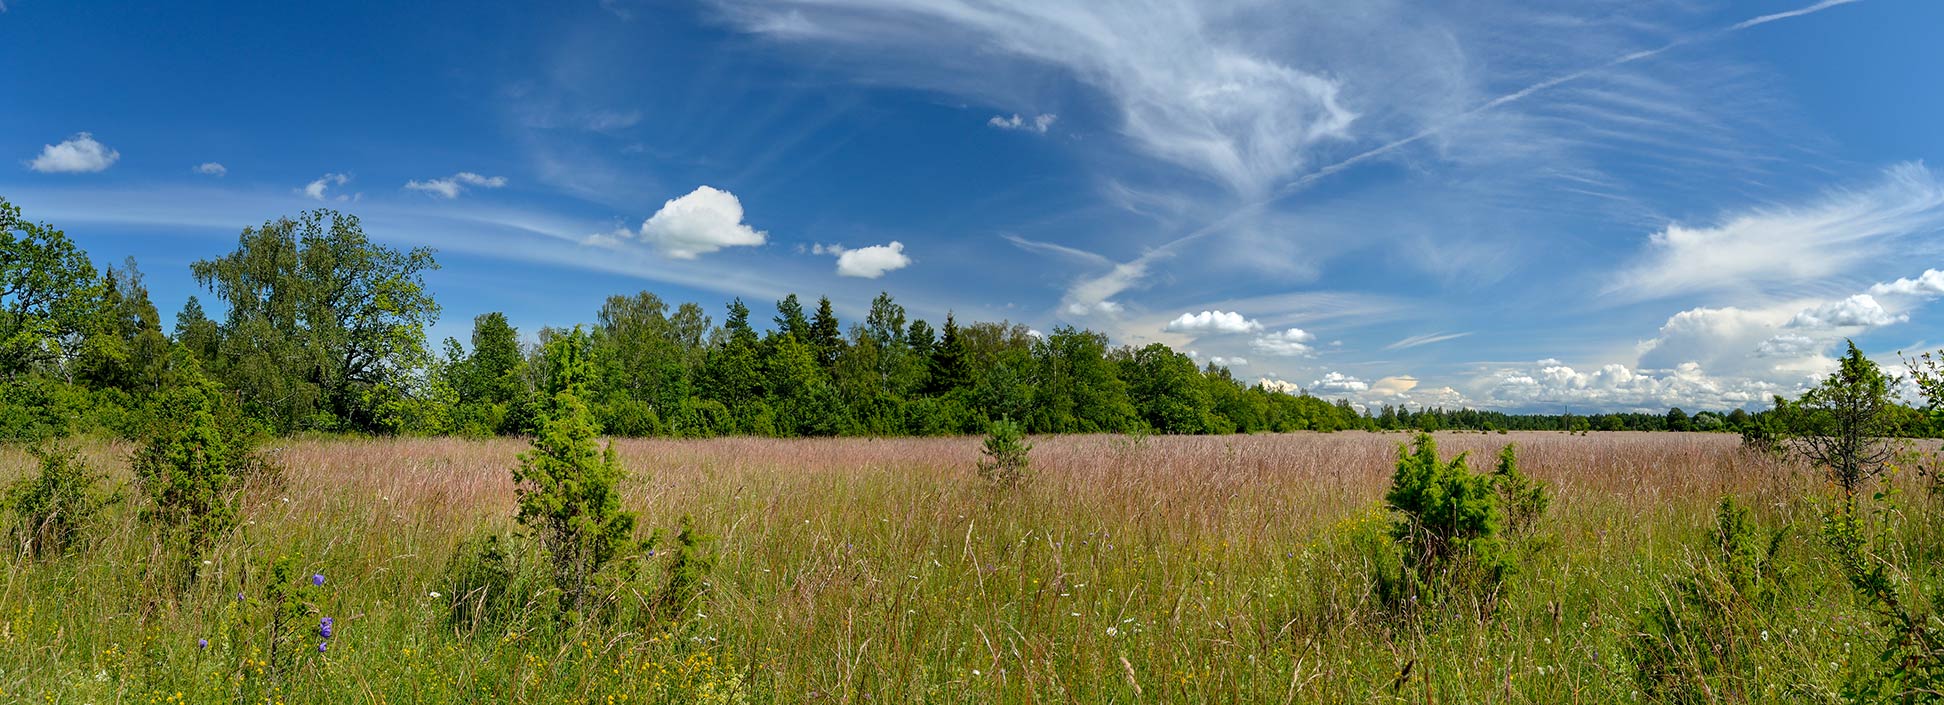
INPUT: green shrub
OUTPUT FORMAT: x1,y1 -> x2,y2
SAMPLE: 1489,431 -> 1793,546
1629,498 -> 1787,704
132,376 -> 270,583
1491,444 -> 1549,538
515,389 -> 637,616
5,442 -> 118,559
976,417 -> 1033,487
1382,434 -> 1508,612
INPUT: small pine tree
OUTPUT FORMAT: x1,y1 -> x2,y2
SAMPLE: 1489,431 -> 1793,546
1773,340 -> 1897,502
514,328 -> 637,616
977,417 -> 1033,487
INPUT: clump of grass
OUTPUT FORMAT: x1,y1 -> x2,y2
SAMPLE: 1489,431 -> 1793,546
5,442 -> 118,559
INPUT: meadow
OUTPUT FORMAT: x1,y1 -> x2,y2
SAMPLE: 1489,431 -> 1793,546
2,431 -> 1936,703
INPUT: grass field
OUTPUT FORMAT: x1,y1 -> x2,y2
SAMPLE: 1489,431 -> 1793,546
1,431 -> 1937,703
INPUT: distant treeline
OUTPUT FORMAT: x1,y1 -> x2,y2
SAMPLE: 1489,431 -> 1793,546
4,199 -> 1938,441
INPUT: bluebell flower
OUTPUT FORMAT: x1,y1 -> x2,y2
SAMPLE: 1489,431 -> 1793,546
312,574 -> 326,587
319,641 -> 328,653
320,617 -> 334,639
198,639 -> 208,650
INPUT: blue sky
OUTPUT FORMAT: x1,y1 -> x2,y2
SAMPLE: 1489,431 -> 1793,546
4,0 -> 1942,412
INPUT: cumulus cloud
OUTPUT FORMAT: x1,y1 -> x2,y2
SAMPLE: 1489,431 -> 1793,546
301,173 -> 352,201
589,186 -> 768,259
405,171 -> 508,199
1250,327 -> 1315,356
1755,334 -> 1819,358
1868,269 -> 1944,298
1209,356 -> 1247,367
1164,310 -> 1261,335
1476,359 -> 1789,412
1610,163 -> 1944,300
27,133 -> 119,173
1309,371 -> 1368,394
816,241 -> 912,278
1785,294 -> 1905,329
988,113 -> 1057,134
193,162 -> 227,177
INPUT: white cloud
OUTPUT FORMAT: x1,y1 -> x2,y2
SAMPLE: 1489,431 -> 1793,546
1476,359 -> 1791,412
1868,269 -> 1944,298
405,171 -> 508,199
1785,294 -> 1904,329
988,113 -> 1057,134
1164,310 -> 1261,335
1062,298 -> 1125,318
301,173 -> 352,201
589,185 -> 768,259
1309,371 -> 1368,394
712,0 -> 1356,196
819,240 -> 912,278
27,133 -> 119,173
1755,334 -> 1819,358
1609,163 -> 1944,299
193,162 -> 227,177
1209,356 -> 1247,367
1250,327 -> 1315,356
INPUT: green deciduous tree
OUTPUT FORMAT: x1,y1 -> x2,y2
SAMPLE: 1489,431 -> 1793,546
0,197 -> 102,379
190,209 -> 440,433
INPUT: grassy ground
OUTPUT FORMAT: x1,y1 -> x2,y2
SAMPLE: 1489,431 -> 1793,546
0,431 -> 1936,703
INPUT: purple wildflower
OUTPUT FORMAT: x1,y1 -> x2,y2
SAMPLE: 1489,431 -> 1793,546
198,639 -> 208,650
320,617 -> 334,639
312,574 -> 326,587
318,641 -> 328,653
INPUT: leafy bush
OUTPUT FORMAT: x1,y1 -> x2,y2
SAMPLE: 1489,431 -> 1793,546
1822,492 -> 1944,701
5,442 -> 118,559
976,417 -> 1033,487
1629,498 -> 1788,704
1382,434 -> 1508,612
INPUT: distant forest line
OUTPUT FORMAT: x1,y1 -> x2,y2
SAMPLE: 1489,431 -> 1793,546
5,199 -> 1939,442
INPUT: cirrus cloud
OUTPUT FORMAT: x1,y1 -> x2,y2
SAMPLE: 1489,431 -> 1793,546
405,171 -> 508,199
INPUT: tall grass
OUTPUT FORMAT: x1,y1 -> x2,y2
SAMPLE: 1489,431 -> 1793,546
0,431 -> 1932,702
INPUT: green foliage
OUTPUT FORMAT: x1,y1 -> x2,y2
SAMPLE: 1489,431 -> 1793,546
514,329 -> 638,615
5,442 -> 118,559
1491,444 -> 1549,538
261,555 -> 333,684
1629,498 -> 1789,703
1382,434 -> 1508,611
657,515 -> 715,620
1772,340 -> 1899,500
131,366 -> 269,583
976,417 -> 1033,487
0,197 -> 103,379
189,209 -> 440,433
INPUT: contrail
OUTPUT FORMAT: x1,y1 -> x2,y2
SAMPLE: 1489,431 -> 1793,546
1062,0 -> 1868,313
1282,0 -> 1866,195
